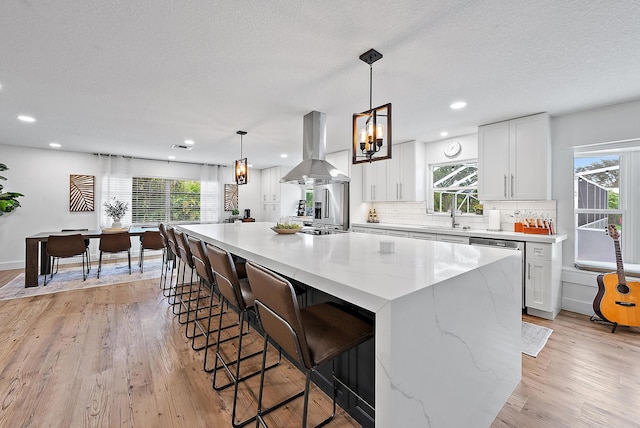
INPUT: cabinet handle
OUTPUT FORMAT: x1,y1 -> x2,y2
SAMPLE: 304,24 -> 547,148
373,185 -> 376,200
396,183 -> 399,200
528,263 -> 531,279
503,175 -> 507,198
511,174 -> 514,198
400,183 -> 403,199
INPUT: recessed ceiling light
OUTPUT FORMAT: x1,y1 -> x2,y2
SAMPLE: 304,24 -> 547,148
184,139 -> 195,145
450,101 -> 467,110
440,131 -> 448,137
49,142 -> 61,148
168,155 -> 176,160
17,115 -> 36,123
280,154 -> 288,158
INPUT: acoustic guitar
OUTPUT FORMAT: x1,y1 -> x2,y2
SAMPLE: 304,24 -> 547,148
593,224 -> 640,332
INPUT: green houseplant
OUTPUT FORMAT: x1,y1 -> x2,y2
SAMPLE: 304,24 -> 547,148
0,163 -> 24,216
104,197 -> 129,227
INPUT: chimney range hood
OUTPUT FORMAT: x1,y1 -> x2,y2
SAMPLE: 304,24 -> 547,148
280,111 -> 350,185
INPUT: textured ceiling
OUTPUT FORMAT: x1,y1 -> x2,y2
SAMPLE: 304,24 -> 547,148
1,1 -> 640,169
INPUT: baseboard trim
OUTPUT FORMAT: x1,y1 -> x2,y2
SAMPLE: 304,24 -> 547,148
562,297 -> 593,316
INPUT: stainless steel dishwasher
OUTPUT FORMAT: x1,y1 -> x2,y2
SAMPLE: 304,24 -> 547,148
469,237 -> 526,308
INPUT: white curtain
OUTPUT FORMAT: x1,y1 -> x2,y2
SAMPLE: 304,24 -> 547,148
200,164 -> 220,223
98,155 -> 133,227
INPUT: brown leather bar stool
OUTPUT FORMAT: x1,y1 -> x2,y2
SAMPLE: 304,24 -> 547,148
186,236 -> 229,354
45,234 -> 90,285
246,261 -> 375,428
97,231 -> 131,278
172,229 -> 199,323
164,226 -> 181,300
157,223 -> 174,294
207,244 -> 281,428
138,230 -> 164,273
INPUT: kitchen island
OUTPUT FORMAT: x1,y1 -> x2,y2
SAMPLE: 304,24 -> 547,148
179,222 -> 522,427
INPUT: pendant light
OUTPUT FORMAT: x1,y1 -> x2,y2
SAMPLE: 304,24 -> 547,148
352,48 -> 392,164
234,130 -> 248,185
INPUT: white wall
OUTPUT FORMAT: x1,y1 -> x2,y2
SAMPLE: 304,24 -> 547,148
1,146 -> 101,269
552,99 -> 640,315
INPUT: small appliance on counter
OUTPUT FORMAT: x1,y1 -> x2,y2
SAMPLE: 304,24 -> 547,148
243,209 -> 251,219
297,200 -> 306,216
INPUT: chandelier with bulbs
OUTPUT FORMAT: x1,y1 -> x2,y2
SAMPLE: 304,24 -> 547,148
352,48 -> 392,164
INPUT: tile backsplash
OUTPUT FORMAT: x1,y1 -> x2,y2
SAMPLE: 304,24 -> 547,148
368,200 -> 557,232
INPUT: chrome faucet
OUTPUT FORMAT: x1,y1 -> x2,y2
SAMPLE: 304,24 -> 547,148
451,206 -> 460,228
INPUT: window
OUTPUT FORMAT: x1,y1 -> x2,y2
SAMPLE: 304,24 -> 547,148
132,177 -> 201,224
432,162 -> 479,214
574,148 -> 639,272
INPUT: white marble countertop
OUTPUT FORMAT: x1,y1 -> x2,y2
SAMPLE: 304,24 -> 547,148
179,222 -> 519,313
352,222 -> 567,244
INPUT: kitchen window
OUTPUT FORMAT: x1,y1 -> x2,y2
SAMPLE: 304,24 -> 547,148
574,147 -> 639,272
432,162 -> 479,214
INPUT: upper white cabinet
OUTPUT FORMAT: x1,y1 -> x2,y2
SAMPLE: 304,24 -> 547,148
363,141 -> 425,202
325,150 -> 350,178
386,141 -> 426,201
363,160 -> 388,202
261,167 -> 281,203
478,113 -> 551,201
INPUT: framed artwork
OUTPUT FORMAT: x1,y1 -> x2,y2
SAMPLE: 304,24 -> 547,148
224,184 -> 238,211
69,174 -> 95,212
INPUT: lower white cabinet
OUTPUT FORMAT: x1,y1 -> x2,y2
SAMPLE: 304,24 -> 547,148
436,234 -> 470,244
386,230 -> 409,238
408,232 -> 437,241
351,226 -> 386,235
525,242 -> 562,319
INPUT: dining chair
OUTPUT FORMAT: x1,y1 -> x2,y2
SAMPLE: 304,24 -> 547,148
45,234 -> 90,285
97,231 -> 131,278
61,229 -> 91,272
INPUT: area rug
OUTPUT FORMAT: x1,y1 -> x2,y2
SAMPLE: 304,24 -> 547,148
0,258 -> 164,301
522,321 -> 553,357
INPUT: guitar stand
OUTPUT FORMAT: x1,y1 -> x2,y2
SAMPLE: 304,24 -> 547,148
590,314 -> 619,333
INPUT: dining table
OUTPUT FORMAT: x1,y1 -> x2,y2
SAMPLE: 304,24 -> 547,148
24,227 -> 156,287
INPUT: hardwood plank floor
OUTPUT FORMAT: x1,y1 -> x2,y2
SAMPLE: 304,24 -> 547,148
1,268 -> 640,427
0,269 -> 359,428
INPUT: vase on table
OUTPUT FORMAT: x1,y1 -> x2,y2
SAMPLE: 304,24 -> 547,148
111,220 -> 122,228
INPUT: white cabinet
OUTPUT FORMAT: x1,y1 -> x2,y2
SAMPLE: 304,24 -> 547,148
386,141 -> 426,201
436,234 -> 470,244
386,230 -> 409,238
325,150 -> 350,178
525,241 -> 562,319
363,141 -> 425,202
351,226 -> 386,235
362,161 -> 388,202
260,167 -> 302,222
478,113 -> 551,201
353,227 -> 466,243
409,232 -> 437,241
261,167 -> 281,203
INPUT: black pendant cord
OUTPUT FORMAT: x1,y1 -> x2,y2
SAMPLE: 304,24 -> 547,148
369,65 -> 373,111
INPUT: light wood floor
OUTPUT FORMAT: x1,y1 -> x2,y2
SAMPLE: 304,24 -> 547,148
1,268 -> 640,427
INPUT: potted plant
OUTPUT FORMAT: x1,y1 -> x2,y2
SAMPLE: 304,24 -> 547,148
0,163 -> 24,216
473,203 -> 484,215
230,208 -> 240,221
104,197 -> 129,228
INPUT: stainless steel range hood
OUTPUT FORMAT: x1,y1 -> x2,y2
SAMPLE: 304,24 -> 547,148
280,111 -> 350,185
